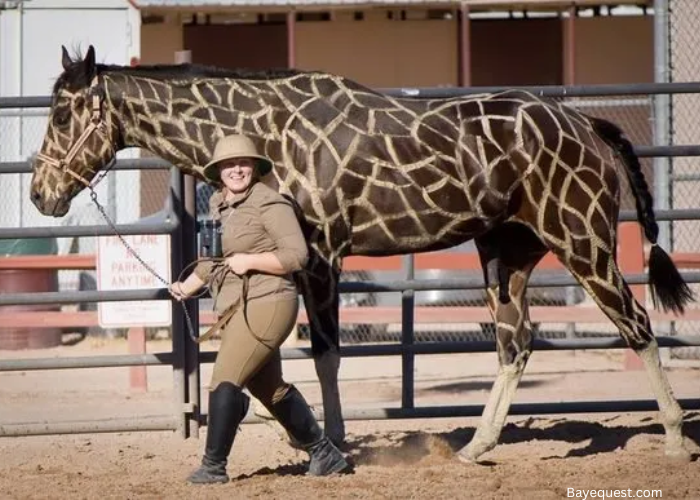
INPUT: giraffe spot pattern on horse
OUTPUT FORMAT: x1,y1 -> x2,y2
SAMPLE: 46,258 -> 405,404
30,45 -> 694,462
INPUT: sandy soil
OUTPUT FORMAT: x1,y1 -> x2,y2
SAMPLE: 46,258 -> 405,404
1,338 -> 699,499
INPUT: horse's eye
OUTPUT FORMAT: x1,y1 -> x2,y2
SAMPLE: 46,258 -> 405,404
53,109 -> 71,127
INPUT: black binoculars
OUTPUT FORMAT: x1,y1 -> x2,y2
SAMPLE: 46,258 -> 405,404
199,219 -> 222,258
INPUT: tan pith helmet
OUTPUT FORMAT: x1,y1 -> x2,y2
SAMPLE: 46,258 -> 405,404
202,135 -> 273,183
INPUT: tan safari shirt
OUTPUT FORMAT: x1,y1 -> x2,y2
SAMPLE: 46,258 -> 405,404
192,182 -> 308,316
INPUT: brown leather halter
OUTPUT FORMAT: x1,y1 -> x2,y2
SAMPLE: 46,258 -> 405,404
36,76 -> 115,187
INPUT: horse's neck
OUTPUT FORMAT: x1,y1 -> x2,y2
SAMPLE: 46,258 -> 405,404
105,75 -> 288,177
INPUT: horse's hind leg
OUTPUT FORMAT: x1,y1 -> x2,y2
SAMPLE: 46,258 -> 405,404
637,341 -> 689,460
458,225 -> 547,462
548,226 -> 690,460
297,256 -> 345,447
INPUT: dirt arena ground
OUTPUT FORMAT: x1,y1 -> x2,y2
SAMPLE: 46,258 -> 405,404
1,338 -> 699,499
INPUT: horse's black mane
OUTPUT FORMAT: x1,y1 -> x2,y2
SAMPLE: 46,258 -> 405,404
54,60 -> 315,94
105,63 -> 308,80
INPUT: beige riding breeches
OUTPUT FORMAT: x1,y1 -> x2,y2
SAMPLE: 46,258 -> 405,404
209,294 -> 298,407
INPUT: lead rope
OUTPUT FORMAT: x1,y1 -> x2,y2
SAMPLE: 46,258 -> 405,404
86,162 -> 263,346
85,171 -> 202,343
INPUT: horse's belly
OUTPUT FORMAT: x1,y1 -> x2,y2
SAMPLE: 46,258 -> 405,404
349,200 -> 493,256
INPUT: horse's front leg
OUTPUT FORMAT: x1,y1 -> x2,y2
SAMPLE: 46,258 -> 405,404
299,261 -> 345,447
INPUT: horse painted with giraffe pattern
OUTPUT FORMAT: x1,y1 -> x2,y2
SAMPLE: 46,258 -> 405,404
30,46 -> 693,462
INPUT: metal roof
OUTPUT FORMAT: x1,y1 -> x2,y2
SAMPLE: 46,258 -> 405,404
133,0 -> 648,8
133,0 -> 458,6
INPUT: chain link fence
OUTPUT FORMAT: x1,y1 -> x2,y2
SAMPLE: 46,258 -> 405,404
669,0 -> 700,358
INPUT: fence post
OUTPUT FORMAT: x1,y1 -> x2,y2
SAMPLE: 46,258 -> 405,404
401,254 -> 415,411
653,0 -> 673,364
170,49 -> 201,438
183,174 -> 201,438
618,222 -> 645,370
170,168 -> 190,438
128,326 -> 147,391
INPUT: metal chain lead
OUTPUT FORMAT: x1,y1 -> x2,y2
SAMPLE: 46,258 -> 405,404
87,178 -> 200,343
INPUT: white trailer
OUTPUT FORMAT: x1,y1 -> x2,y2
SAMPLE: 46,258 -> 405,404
0,0 -> 141,229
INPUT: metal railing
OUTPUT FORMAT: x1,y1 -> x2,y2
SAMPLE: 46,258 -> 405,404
0,157 -> 202,437
2,81 -> 700,439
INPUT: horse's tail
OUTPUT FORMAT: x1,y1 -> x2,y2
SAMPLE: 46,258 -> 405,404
590,116 -> 694,314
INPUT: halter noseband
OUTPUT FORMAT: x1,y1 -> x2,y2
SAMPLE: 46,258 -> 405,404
36,76 -> 114,188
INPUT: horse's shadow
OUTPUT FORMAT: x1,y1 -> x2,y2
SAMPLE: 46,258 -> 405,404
232,412 -> 700,478
345,411 -> 700,466
418,379 -> 547,395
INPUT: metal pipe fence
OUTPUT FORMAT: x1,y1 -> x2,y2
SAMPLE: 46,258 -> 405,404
0,160 -> 198,438
2,335 -> 700,373
378,81 -> 700,98
4,81 -> 700,110
5,398 -> 700,438
0,158 -> 171,174
2,82 -> 700,439
0,417 -> 180,437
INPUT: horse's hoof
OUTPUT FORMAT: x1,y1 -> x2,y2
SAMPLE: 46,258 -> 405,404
457,454 -> 476,464
456,446 -> 480,464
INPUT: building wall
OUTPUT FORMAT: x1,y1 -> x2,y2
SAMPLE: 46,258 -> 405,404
139,14 -> 460,87
574,16 -> 653,84
140,15 -> 183,65
137,10 -> 655,89
184,23 -> 288,70
470,18 -> 563,86
139,15 -> 185,217
296,16 -> 458,88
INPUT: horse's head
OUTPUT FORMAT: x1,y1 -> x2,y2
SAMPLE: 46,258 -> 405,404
30,45 -> 120,216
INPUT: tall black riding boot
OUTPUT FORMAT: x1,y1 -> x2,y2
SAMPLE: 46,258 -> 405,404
187,382 -> 250,484
268,385 -> 349,476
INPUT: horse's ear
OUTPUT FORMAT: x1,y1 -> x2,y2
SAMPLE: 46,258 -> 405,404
84,45 -> 96,79
61,45 -> 72,70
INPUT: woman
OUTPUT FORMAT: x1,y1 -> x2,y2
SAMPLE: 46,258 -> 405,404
170,134 -> 348,484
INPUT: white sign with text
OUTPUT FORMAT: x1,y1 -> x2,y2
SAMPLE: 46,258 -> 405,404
97,234 -> 172,328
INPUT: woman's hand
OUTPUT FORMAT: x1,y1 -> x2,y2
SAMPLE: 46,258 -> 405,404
168,274 -> 205,301
226,254 -> 252,275
168,281 -> 190,301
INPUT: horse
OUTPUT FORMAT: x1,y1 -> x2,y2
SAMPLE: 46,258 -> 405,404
30,45 -> 693,461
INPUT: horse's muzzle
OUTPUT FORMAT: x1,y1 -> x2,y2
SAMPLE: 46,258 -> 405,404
30,190 -> 70,217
